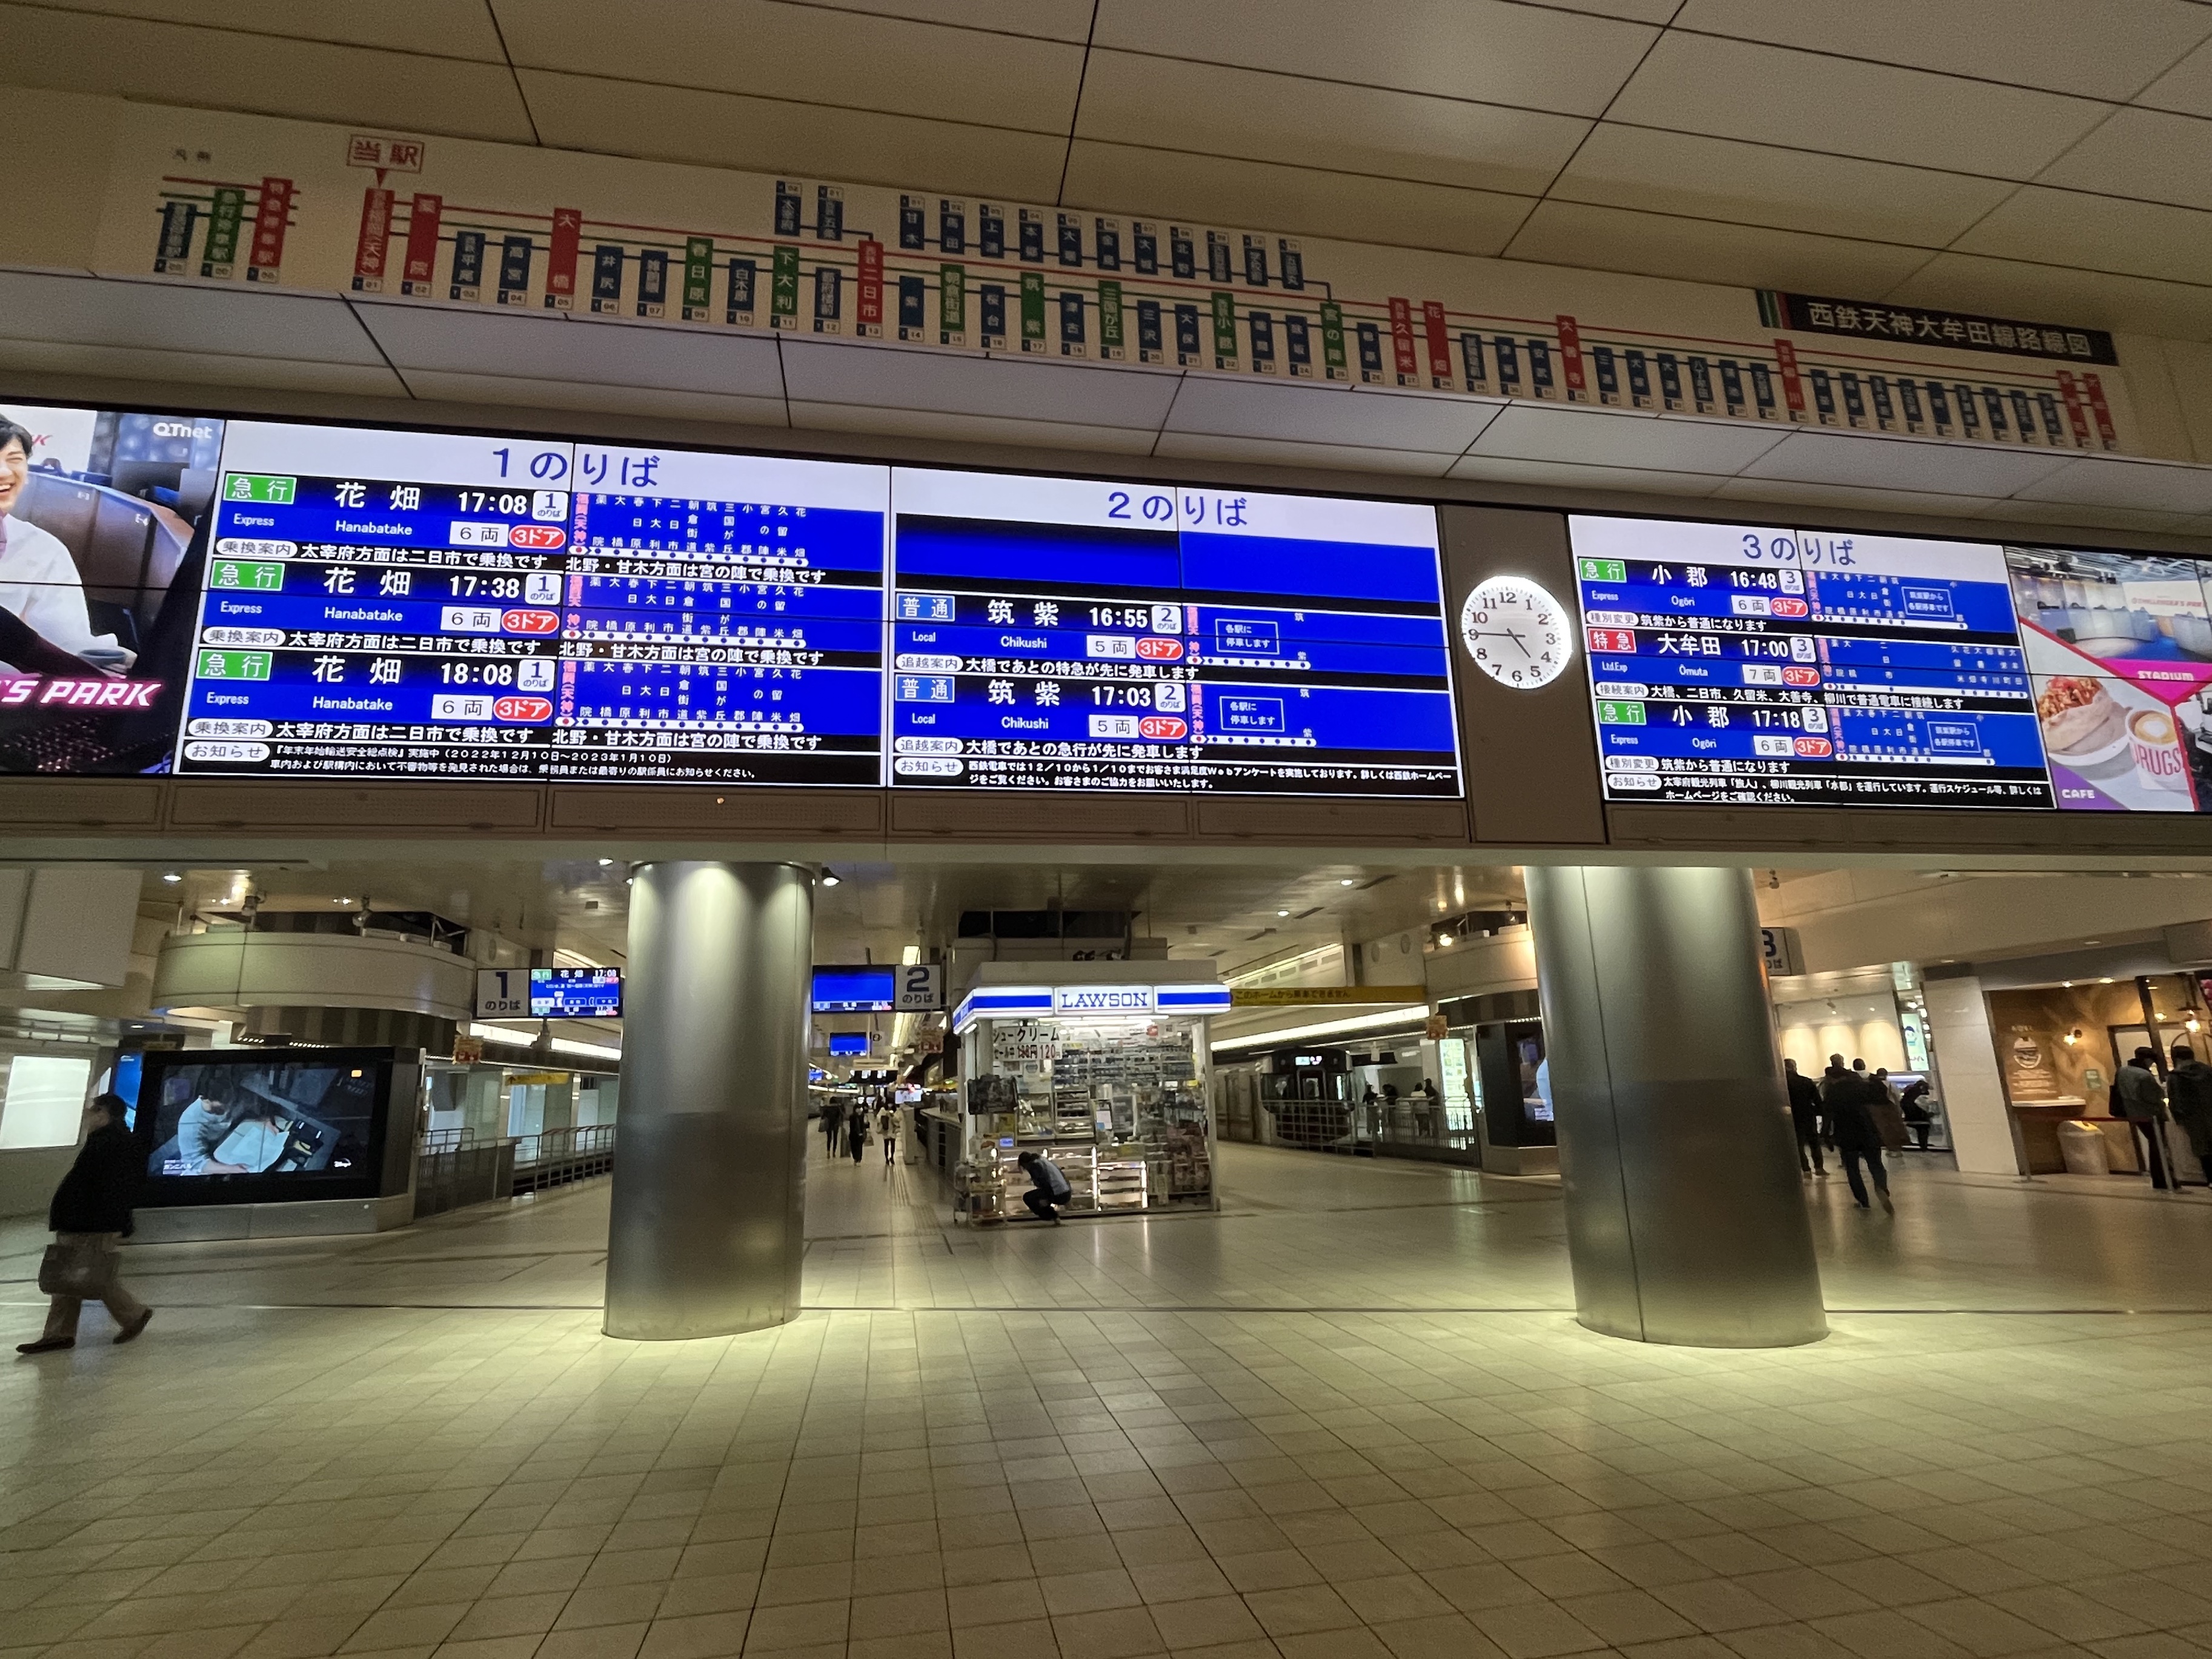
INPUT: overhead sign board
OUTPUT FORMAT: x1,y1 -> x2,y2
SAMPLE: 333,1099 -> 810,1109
1231,984 -> 1429,1006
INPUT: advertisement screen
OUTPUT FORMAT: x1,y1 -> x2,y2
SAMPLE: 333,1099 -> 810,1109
0,401 -> 223,773
1571,514 -> 2212,814
888,470 -> 1460,795
530,966 -> 622,1017
813,965 -> 896,1012
136,1049 -> 397,1205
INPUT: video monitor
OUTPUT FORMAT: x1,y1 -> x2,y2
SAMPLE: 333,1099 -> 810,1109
814,965 -> 896,1012
135,1047 -> 412,1206
530,966 -> 622,1017
827,1032 -> 871,1056
0,401 -> 224,774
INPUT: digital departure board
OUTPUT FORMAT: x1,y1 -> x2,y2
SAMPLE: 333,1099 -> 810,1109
530,966 -> 622,1017
887,471 -> 1460,795
178,424 -> 886,783
1570,515 -> 2212,813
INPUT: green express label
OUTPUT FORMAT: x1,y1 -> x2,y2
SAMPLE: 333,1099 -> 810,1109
196,650 -> 273,681
210,560 -> 285,591
221,474 -> 296,505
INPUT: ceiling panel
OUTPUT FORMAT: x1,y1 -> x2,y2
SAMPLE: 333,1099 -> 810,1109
1446,454 -> 1727,497
790,402 -> 1160,456
756,0 -> 1099,41
495,0 -> 1083,134
2013,455 -> 2212,516
2035,108 -> 2212,211
352,301 -> 789,400
0,337 -> 407,398
1673,0 -> 2212,101
1709,476 -> 2003,519
1074,53 -> 1588,198
1889,253 -> 2212,342
0,4 -> 537,144
1503,200 -> 1935,296
1061,141 -> 1535,257
1551,125 -> 2016,247
399,371 -> 790,429
1160,376 -> 1501,454
1739,428 -> 2076,497
1152,431 -> 1460,477
2134,36 -> 2212,116
1091,0 -> 1660,118
0,270 -> 390,366
1971,496 -> 2207,537
1464,404 -> 1791,473
36,0 -> 510,56
1951,187 -> 2212,287
518,70 -> 1069,202
1606,33 -> 2111,179
781,337 -> 1184,429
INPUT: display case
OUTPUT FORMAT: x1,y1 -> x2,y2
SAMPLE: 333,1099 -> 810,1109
950,964 -> 1226,1222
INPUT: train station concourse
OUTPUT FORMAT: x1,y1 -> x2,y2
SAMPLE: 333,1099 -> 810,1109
10,3 -> 2212,1657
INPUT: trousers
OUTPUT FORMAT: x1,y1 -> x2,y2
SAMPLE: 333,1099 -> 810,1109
1840,1148 -> 1888,1208
1023,1189 -> 1060,1222
2126,1119 -> 2171,1190
1795,1126 -> 1825,1174
41,1233 -> 149,1341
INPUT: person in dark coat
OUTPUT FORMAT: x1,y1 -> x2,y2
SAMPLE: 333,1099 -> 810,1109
1822,1061 -> 1892,1213
1899,1079 -> 1935,1151
19,1093 -> 153,1354
2167,1043 -> 2212,1188
1784,1058 -> 1825,1177
1016,1151 -> 1072,1224
2113,1048 -> 2172,1190
820,1097 -> 845,1160
848,1100 -> 869,1163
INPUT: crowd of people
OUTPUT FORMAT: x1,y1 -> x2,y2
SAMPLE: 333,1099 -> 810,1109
1783,1054 -> 1931,1213
817,1094 -> 901,1166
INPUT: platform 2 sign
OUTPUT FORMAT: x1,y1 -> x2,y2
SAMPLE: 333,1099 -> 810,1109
888,470 -> 1461,797
1572,515 -> 2212,815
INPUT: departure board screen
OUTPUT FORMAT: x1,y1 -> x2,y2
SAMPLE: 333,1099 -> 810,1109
887,471 -> 1460,795
1569,513 -> 2212,814
177,424 -> 886,783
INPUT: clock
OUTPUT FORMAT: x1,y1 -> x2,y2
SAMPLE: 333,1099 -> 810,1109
1459,576 -> 1572,690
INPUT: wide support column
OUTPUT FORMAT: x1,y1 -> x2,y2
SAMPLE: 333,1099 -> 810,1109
604,861 -> 812,1340
1524,865 -> 1826,1348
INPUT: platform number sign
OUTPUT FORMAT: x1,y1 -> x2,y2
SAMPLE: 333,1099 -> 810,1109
476,968 -> 530,1018
894,963 -> 945,1011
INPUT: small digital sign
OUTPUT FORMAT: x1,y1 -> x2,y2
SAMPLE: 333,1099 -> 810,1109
530,966 -> 622,1017
826,1032 -> 871,1056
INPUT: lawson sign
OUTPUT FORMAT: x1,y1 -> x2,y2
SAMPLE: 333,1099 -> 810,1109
1052,984 -> 1155,1016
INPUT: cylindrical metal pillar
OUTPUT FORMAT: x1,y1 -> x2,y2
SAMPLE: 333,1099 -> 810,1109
604,861 -> 812,1340
1524,865 -> 1826,1348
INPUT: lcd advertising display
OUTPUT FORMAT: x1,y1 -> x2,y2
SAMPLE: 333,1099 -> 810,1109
813,965 -> 897,1012
529,966 -> 622,1017
887,470 -> 1460,795
0,400 -> 224,773
1572,514 -> 2212,814
135,1047 -> 407,1206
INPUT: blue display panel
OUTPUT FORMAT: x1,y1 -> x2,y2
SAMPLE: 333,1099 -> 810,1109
530,966 -> 622,1017
176,424 -> 888,784
814,965 -> 896,1012
1572,517 -> 2055,809
887,471 -> 1460,795
826,1032 -> 871,1056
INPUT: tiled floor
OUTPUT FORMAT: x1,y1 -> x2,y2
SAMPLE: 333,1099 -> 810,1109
4,1143 -> 2212,1659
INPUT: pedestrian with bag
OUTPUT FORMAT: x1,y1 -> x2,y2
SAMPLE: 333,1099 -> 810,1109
2113,1048 -> 2173,1191
19,1092 -> 153,1354
2165,1042 -> 2212,1188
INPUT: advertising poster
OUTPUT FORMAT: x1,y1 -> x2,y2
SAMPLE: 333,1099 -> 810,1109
0,401 -> 220,773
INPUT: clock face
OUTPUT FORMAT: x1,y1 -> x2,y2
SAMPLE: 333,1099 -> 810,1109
1459,576 -> 1572,690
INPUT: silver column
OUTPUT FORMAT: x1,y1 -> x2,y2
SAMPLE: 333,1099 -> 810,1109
1524,865 -> 1826,1348
604,861 -> 812,1340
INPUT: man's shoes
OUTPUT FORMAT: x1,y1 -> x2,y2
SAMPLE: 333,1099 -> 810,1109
16,1337 -> 73,1354
115,1309 -> 153,1345
1878,1190 -> 1895,1215
1854,1200 -> 1870,1209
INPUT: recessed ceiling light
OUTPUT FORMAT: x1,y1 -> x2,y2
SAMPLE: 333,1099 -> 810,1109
822,872 -> 842,887
1277,909 -> 1290,917
161,872 -> 181,884
598,858 -> 614,867
2084,939 -> 2101,945
333,897 -> 352,904
1340,879 -> 1355,886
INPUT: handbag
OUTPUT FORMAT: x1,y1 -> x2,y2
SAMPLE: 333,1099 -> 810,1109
38,1237 -> 114,1298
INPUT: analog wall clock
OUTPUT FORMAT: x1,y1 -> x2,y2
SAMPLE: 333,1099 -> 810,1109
1459,576 -> 1571,690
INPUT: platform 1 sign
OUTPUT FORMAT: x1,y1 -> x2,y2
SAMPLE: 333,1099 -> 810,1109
475,968 -> 530,1018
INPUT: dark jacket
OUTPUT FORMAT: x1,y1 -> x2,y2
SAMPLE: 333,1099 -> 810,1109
49,1119 -> 141,1235
1785,1070 -> 1822,1134
2168,1060 -> 2212,1156
2113,1063 -> 2167,1122
1899,1081 -> 1933,1124
1820,1070 -> 1882,1153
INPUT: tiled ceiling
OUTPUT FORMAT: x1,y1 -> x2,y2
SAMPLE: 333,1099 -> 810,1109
6,1 -> 2212,339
